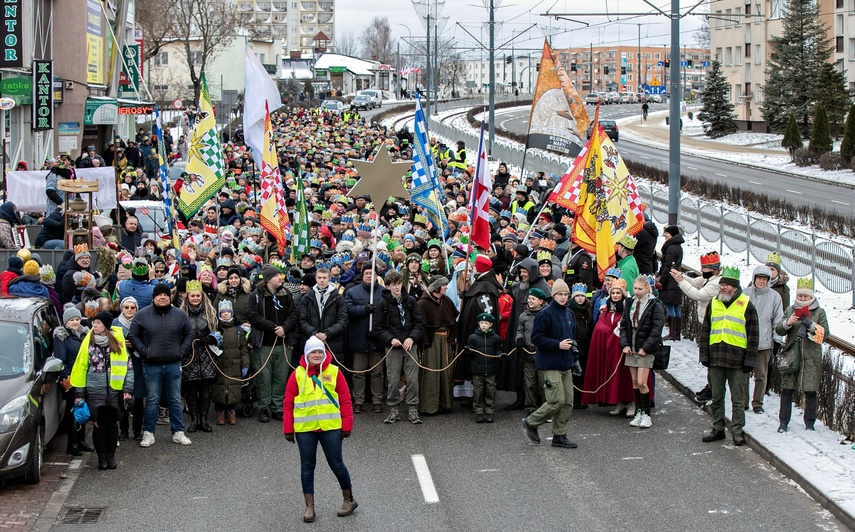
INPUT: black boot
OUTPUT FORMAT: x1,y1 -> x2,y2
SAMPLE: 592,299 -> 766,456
92,428 -> 108,470
106,429 -> 119,470
132,399 -> 144,440
671,316 -> 681,341
185,392 -> 198,433
76,426 -> 94,452
198,387 -> 213,433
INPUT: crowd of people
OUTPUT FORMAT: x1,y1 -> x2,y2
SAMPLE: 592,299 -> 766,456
0,104 -> 829,521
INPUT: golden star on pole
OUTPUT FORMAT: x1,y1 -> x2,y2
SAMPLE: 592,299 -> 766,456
347,146 -> 412,202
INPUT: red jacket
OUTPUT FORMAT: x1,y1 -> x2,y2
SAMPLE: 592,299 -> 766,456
1,270 -> 20,296
282,351 -> 353,434
498,293 -> 513,341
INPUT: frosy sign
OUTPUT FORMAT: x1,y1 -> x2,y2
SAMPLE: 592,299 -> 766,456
1,0 -> 23,68
33,60 -> 53,131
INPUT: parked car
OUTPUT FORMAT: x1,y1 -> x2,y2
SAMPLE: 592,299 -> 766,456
120,200 -> 167,241
0,297 -> 65,484
619,92 -> 632,104
358,89 -> 383,108
647,93 -> 663,104
605,92 -> 620,104
586,119 -> 619,141
168,160 -> 186,182
350,94 -> 376,111
585,92 -> 602,105
320,100 -> 345,114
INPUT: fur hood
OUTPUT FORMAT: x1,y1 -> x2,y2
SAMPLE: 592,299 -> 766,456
218,277 -> 252,295
54,324 -> 90,341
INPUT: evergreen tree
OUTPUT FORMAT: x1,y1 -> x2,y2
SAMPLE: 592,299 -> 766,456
839,105 -> 855,162
781,113 -> 803,160
697,60 -> 738,138
761,0 -> 834,133
815,62 -> 852,137
808,103 -> 832,155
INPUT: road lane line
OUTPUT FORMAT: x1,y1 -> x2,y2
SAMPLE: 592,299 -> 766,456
715,173 -> 727,177
748,181 -> 762,185
832,200 -> 850,205
411,454 -> 440,504
785,189 -> 803,195
686,166 -> 698,170
640,155 -> 650,159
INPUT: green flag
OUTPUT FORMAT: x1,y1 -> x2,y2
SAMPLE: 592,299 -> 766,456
291,173 -> 310,262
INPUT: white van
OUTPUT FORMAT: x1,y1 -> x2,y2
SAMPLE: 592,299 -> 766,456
358,89 -> 383,107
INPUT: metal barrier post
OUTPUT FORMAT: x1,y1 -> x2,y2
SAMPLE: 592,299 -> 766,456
697,198 -> 701,247
746,212 -> 751,266
719,204 -> 724,256
852,247 -> 855,308
776,220 -> 781,254
811,232 -> 817,289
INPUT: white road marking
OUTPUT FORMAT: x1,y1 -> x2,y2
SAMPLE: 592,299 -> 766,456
412,454 -> 440,504
748,180 -> 762,185
686,166 -> 698,170
661,160 -> 669,165
69,459 -> 83,470
622,456 -> 643,460
832,200 -> 850,205
785,189 -> 803,195
479,468 -> 500,472
715,173 -> 727,177
640,155 -> 650,159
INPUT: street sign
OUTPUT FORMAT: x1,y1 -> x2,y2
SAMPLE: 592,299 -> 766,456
650,77 -> 661,86
680,61 -> 687,67
657,61 -> 664,67
643,85 -> 667,95
173,99 -> 182,109
0,97 -> 15,110
702,61 -> 711,67
119,45 -> 140,96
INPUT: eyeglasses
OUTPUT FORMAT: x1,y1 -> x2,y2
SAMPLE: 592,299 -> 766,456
122,305 -> 137,310
155,270 -> 166,274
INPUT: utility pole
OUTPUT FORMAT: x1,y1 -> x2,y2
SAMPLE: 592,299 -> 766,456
488,0 -> 495,153
668,0 -> 681,226
426,11 -> 431,121
638,25 -> 642,124
511,31 -> 517,96
589,43 -> 593,93
396,41 -> 401,99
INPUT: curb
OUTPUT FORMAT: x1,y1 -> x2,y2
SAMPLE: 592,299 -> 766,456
657,369 -> 855,531
31,454 -> 89,531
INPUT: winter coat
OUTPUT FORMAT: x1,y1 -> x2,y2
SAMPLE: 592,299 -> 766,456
112,317 -> 145,399
617,255 -> 640,297
219,199 -> 241,226
54,325 -> 89,381
246,284 -> 299,347
770,270 -> 791,310
515,305 -> 542,362
634,221 -> 659,275
183,305 -> 217,381
776,300 -> 829,392
417,291 -> 458,347
298,285 -> 348,355
531,300 -> 576,371
699,290 -> 760,370
344,281 -> 384,352
457,271 -> 502,349
34,210 -> 64,247
120,228 -> 143,252
504,258 -> 551,352
743,267 -> 784,350
128,304 -> 193,365
60,259 -> 95,305
7,274 -> 49,299
72,328 -> 134,420
570,298 -> 593,356
657,234 -> 684,306
211,320 -> 250,407
620,295 -> 666,355
0,269 -> 20,295
0,219 -> 16,249
282,352 -> 353,435
467,329 -> 503,375
117,278 -> 154,310
372,290 -> 424,346
216,278 -> 253,325
678,274 -> 720,324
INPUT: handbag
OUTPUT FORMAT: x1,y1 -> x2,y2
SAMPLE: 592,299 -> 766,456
71,400 -> 91,428
777,339 -> 801,375
653,344 -> 671,370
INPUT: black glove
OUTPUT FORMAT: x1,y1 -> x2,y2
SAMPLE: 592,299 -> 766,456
284,433 -> 294,443
571,361 -> 583,377
365,303 -> 375,314
515,337 -> 525,349
499,352 -> 509,359
700,360 -> 709,368
799,317 -> 813,329
205,335 -> 219,346
742,365 -> 753,374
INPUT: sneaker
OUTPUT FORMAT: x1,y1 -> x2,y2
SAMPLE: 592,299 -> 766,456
753,406 -> 764,414
625,403 -> 636,418
629,412 -> 642,427
408,408 -> 422,424
172,431 -> 192,445
139,431 -> 155,448
484,414 -> 494,423
639,413 -> 652,429
384,409 -> 400,424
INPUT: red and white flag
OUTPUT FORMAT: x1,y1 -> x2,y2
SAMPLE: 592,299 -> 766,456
469,123 -> 492,251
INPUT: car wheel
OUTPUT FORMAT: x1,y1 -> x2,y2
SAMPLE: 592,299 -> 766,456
22,422 -> 43,484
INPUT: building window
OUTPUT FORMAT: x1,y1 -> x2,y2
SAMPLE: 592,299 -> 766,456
838,36 -> 845,53
770,0 -> 784,19
725,9 -> 732,27
155,51 -> 169,66
715,10 -> 722,29
736,46 -> 743,65
725,47 -> 732,66
645,52 -> 651,59
745,44 -> 751,58
755,44 -> 761,64
736,7 -> 742,26
191,51 -> 202,65
715,47 -> 722,61
850,38 -> 855,59
837,0 -> 844,8
655,53 -> 660,59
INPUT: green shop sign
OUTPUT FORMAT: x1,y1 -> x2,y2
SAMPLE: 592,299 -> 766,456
328,66 -> 346,73
0,76 -> 32,105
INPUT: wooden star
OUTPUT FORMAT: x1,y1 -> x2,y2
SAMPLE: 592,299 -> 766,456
347,146 -> 412,201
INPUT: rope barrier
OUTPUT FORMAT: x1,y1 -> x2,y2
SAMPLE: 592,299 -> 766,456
188,337 -> 281,383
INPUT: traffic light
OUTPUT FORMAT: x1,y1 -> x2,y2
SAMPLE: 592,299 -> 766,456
687,59 -> 694,68
664,59 -> 670,68
621,66 -> 626,75
604,66 -> 609,74
571,62 -> 577,72
505,56 -> 512,64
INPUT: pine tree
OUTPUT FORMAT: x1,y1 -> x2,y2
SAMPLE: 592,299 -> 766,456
808,104 -> 832,155
761,0 -> 834,133
815,62 -> 852,138
781,113 -> 803,160
840,105 -> 855,162
697,60 -> 738,138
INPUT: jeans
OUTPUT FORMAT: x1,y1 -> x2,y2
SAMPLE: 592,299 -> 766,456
295,430 -> 352,495
665,304 -> 681,318
42,239 -> 66,250
142,362 -> 184,434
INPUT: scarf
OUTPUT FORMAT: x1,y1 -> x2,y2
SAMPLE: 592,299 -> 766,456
227,284 -> 241,298
607,298 -> 624,314
117,314 -> 133,330
92,333 -> 110,347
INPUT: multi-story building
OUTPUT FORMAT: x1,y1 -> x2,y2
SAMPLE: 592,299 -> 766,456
711,0 -> 836,131
235,0 -> 335,56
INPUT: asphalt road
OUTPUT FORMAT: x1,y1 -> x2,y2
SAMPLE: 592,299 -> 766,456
55,378 -> 843,531
494,104 -> 855,218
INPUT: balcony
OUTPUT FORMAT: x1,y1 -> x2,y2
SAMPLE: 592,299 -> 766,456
256,1 -> 271,10
318,1 -> 333,10
301,1 -> 316,9
318,13 -> 332,23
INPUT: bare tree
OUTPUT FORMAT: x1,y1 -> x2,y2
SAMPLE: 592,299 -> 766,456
335,30 -> 360,57
360,16 -> 395,64
440,51 -> 465,97
694,14 -> 711,49
171,0 -> 245,102
135,0 -> 175,61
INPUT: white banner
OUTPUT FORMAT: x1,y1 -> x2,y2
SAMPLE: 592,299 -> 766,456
6,167 -> 118,212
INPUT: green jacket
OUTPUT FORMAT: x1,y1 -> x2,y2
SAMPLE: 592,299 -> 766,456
775,301 -> 828,392
617,255 -> 639,296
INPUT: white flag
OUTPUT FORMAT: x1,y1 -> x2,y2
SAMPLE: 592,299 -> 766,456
243,46 -> 283,169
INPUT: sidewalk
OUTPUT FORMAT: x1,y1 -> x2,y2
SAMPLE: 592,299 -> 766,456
662,338 -> 855,530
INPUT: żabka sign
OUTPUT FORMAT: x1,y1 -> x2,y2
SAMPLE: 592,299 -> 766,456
33,60 -> 53,131
2,0 -> 23,68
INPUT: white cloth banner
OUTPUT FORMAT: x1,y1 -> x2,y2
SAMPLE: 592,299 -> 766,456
6,167 -> 118,212
243,46 -> 283,171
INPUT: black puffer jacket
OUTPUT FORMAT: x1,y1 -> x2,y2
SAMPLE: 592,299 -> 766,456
247,284 -> 299,347
372,290 -> 424,347
211,320 -> 249,406
619,295 -> 666,354
467,329 -> 503,375
183,305 -> 217,381
634,220 -> 659,275
128,305 -> 193,364
299,286 -> 348,355
657,233 -> 684,306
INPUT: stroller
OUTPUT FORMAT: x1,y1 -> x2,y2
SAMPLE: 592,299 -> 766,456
239,377 -> 257,418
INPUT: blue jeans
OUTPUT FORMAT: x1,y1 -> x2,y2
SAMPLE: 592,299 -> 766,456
295,430 -> 351,495
665,303 -> 681,318
42,239 -> 66,249
142,362 -> 184,434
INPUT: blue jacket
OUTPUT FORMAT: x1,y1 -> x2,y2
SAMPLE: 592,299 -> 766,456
344,281 -> 384,352
7,275 -> 49,299
531,299 -> 576,371
118,278 -> 154,310
35,210 -> 65,247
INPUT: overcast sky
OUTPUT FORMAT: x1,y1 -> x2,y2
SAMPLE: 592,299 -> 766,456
334,0 -> 706,60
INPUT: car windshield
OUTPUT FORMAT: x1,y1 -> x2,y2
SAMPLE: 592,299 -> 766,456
0,322 -> 31,378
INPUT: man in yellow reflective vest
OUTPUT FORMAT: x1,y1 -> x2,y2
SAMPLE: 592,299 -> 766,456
698,266 -> 759,447
448,140 -> 467,174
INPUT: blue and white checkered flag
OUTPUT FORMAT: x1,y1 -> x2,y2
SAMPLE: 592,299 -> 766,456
409,96 -> 448,237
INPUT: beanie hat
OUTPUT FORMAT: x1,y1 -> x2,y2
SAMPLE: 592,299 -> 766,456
39,264 -> 56,285
427,275 -> 449,293
7,256 -> 23,271
30,253 -> 42,266
527,287 -> 547,301
260,265 -> 280,283
63,306 -> 82,324
304,336 -> 325,355
16,249 -> 31,262
476,312 -> 495,323
663,225 -> 680,238
571,283 -> 587,297
227,268 -> 242,279
23,260 -> 39,276
720,265 -> 741,287
120,296 -> 138,309
551,278 -> 570,295
610,278 -> 627,294
152,282 -> 172,299
796,277 -> 815,298
502,233 -> 518,244
92,311 -> 114,329
553,223 -> 567,237
301,274 -> 316,288
474,254 -> 492,274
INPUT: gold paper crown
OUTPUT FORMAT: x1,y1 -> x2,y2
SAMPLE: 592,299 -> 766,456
539,239 -> 556,251
199,264 -> 213,273
619,234 -> 637,250
413,214 -> 428,225
186,280 -> 203,292
74,243 -> 89,255
537,250 -> 553,263
797,277 -> 813,290
766,253 -> 782,266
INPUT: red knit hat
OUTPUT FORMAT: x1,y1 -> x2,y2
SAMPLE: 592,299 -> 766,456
474,254 -> 492,273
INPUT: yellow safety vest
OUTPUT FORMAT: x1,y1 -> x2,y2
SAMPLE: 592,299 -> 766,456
709,293 -> 749,348
70,327 -> 129,391
449,148 -> 467,169
293,364 -> 342,432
